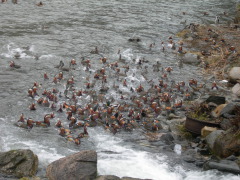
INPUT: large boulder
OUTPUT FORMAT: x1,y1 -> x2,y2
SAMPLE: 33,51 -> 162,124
0,149 -> 38,178
232,83 -> 240,97
46,150 -> 97,180
212,129 -> 240,158
229,67 -> 240,83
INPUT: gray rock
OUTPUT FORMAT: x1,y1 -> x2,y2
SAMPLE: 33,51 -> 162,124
203,159 -> 240,174
159,133 -> 174,145
229,67 -> 240,83
195,160 -> 205,167
205,96 -> 226,105
220,103 -> 238,116
226,155 -> 238,161
182,149 -> 198,163
205,130 -> 224,150
0,149 -> 38,178
232,83 -> 240,97
183,156 -> 196,163
46,150 -> 97,180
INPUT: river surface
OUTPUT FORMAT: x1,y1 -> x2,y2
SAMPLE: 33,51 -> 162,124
0,0 -> 239,180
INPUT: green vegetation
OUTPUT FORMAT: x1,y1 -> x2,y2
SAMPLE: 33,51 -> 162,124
177,125 -> 193,139
187,103 -> 212,121
188,111 -> 211,121
19,178 -> 30,180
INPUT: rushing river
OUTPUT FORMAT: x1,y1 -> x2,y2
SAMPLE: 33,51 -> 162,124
0,0 -> 239,179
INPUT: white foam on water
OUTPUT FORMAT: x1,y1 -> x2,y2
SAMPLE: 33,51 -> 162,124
89,128 -> 180,180
0,118 -> 239,180
39,54 -> 56,59
1,43 -> 36,59
122,48 -> 133,61
88,128 -> 239,180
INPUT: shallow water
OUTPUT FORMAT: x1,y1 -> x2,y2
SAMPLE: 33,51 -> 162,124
0,0 -> 239,179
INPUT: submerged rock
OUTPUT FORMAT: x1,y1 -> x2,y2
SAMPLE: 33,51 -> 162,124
0,149 -> 38,178
46,150 -> 97,180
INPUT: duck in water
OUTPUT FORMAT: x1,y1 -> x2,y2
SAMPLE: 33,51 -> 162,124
9,61 -> 21,69
37,1 -> 43,6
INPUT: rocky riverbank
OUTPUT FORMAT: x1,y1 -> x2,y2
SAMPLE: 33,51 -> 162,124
166,1 -> 240,176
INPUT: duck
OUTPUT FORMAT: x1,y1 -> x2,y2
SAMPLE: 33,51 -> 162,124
9,61 -> 21,69
29,103 -> 36,110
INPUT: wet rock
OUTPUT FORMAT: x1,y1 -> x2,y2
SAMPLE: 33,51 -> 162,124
195,160 -> 205,167
198,148 -> 211,156
145,132 -> 174,145
182,53 -> 200,65
205,96 -> 226,105
182,149 -> 198,163
201,126 -> 217,138
232,83 -> 240,97
0,149 -> 38,178
46,150 -> 97,180
183,156 -> 196,163
229,67 -> 240,83
205,130 -> 224,150
159,133 -> 174,145
203,159 -> 240,174
211,104 -> 227,118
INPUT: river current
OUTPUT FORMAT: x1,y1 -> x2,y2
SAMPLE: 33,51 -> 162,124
0,0 -> 239,180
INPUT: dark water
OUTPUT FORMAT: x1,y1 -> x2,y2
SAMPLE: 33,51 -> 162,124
0,0 -> 239,179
